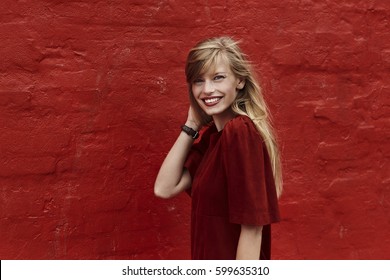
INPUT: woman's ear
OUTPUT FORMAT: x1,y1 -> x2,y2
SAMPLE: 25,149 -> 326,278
237,79 -> 245,90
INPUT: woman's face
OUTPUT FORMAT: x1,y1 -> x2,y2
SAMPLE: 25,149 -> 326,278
191,56 -> 243,119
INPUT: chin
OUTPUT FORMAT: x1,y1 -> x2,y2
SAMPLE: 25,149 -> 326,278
204,109 -> 226,117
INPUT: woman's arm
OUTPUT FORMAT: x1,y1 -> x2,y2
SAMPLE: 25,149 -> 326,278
236,225 -> 263,260
154,129 -> 193,199
154,108 -> 200,199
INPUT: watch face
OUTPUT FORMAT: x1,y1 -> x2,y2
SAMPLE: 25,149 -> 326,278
193,131 -> 199,139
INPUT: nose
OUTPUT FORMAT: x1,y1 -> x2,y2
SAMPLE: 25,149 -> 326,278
203,80 -> 215,94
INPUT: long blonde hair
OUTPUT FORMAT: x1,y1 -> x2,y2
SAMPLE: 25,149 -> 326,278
185,37 -> 283,197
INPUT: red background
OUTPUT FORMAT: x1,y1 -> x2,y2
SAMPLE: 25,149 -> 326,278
0,0 -> 389,259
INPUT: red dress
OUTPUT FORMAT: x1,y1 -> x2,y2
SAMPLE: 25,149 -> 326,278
184,115 -> 280,260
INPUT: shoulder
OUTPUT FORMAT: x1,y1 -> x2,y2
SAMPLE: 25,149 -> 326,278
222,115 -> 263,142
225,115 -> 255,129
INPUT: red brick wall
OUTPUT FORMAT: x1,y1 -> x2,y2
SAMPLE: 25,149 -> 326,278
0,0 -> 389,259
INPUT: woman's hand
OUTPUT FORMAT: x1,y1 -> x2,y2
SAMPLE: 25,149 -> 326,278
185,106 -> 202,131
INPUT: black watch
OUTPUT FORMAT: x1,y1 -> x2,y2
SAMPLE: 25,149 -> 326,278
181,125 -> 199,139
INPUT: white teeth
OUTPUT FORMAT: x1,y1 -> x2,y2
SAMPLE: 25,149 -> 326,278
204,97 -> 221,104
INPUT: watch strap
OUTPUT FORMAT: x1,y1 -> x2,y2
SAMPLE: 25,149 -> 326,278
181,125 -> 199,139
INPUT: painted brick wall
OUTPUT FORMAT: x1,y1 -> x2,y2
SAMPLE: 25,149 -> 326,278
0,0 -> 389,259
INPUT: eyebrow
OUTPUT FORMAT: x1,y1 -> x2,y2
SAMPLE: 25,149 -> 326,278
198,71 -> 228,78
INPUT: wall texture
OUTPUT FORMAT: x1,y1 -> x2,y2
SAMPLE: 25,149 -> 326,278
0,0 -> 389,259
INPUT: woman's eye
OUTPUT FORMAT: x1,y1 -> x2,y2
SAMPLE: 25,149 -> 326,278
214,75 -> 225,81
193,79 -> 204,84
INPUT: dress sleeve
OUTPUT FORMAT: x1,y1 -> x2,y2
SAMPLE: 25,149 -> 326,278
221,116 -> 280,226
184,140 -> 205,181
184,125 -> 214,195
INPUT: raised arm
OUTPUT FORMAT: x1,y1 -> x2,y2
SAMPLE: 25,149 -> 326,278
154,107 -> 201,199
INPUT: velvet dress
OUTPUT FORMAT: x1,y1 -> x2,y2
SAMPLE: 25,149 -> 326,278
184,115 -> 280,260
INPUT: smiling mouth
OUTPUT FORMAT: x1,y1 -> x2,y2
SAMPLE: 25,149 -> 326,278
203,97 -> 222,106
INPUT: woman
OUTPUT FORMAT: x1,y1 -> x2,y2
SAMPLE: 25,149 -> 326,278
154,37 -> 282,260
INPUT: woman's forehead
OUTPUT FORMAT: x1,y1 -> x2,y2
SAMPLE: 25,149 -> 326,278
200,54 -> 231,76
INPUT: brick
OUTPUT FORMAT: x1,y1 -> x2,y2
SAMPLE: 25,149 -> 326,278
381,49 -> 390,69
318,141 -> 371,161
0,130 -> 71,155
29,89 -> 103,117
355,124 -> 389,143
0,91 -> 32,109
314,105 -> 358,126
0,156 -> 57,177
320,173 -> 379,200
0,38 -> 43,73
271,43 -> 303,66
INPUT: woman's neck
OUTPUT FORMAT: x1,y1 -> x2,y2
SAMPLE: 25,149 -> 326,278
213,109 -> 236,132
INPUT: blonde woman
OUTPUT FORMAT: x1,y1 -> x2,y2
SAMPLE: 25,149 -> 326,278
154,37 -> 282,260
